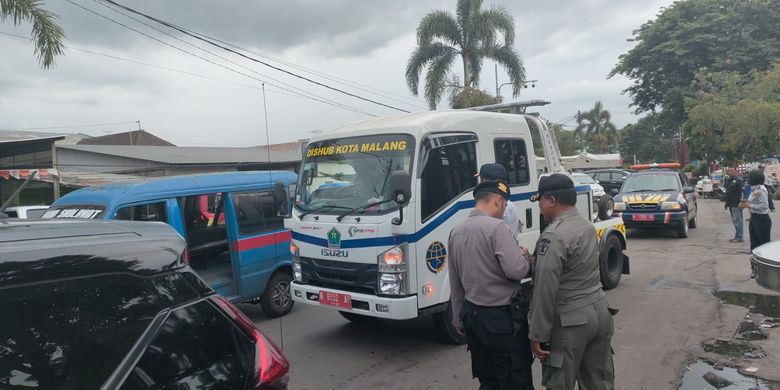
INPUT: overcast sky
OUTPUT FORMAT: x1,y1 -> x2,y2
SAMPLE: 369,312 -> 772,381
0,0 -> 672,147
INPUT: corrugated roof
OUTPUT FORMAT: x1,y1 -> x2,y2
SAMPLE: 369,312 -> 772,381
77,130 -> 175,146
0,130 -> 90,145
58,145 -> 301,164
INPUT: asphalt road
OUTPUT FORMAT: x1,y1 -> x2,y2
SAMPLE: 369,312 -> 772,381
240,199 -> 780,390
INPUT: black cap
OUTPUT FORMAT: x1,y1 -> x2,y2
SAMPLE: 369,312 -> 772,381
530,173 -> 574,202
473,180 -> 510,200
475,163 -> 508,181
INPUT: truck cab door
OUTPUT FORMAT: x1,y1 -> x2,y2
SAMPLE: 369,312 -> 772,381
492,136 -> 540,248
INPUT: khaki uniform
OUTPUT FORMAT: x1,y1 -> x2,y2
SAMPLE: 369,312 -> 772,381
449,209 -> 533,390
529,208 -> 614,390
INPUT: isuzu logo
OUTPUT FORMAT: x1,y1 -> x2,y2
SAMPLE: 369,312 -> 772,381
321,248 -> 349,258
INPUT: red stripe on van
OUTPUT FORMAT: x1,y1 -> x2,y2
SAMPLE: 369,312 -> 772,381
232,230 -> 292,252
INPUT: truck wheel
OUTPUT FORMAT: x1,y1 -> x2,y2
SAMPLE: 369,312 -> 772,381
260,272 -> 294,318
339,311 -> 375,324
598,196 -> 614,221
676,218 -> 689,238
433,302 -> 467,345
599,234 -> 623,290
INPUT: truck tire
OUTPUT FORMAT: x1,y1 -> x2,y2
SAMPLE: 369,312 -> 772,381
597,196 -> 614,221
260,272 -> 294,318
599,234 -> 623,290
676,217 -> 689,238
433,302 -> 467,345
339,311 -> 375,324
591,199 -> 600,222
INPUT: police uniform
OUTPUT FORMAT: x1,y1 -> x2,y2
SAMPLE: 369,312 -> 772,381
529,174 -> 615,390
448,180 -> 534,390
476,163 -> 522,239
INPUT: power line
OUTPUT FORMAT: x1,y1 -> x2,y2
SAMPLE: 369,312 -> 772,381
0,121 -> 138,131
63,0 -> 377,117
98,0 -> 411,113
0,31 -> 339,102
88,0 -> 372,116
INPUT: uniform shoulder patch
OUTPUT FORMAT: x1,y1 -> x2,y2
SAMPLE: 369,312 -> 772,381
536,238 -> 551,256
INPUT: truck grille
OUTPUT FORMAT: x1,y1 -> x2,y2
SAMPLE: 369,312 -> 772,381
300,257 -> 377,295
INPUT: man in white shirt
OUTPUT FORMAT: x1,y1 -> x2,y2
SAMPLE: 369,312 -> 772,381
476,163 -> 522,240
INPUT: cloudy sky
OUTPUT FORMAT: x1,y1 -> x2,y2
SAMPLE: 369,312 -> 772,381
0,0 -> 672,147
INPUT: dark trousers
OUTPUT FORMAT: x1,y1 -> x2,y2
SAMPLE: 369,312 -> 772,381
463,301 -> 534,390
749,213 -> 772,250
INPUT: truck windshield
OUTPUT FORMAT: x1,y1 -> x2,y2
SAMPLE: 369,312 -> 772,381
296,134 -> 414,215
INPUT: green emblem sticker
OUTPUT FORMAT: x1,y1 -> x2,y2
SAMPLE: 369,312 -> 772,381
327,227 -> 342,248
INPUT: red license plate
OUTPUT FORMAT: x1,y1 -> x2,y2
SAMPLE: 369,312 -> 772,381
319,290 -> 352,309
632,214 -> 655,222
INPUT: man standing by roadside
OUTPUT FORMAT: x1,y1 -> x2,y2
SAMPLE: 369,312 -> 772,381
476,163 -> 522,239
724,167 -> 744,242
528,174 -> 614,390
449,180 -> 534,389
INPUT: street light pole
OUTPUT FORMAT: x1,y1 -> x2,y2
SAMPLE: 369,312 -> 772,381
496,80 -> 538,102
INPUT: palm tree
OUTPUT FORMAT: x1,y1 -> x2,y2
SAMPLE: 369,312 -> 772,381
578,101 -> 618,153
406,0 -> 525,110
1,0 -> 65,69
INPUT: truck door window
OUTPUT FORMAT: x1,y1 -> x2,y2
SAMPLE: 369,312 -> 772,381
494,139 -> 530,185
115,202 -> 168,223
230,190 -> 284,235
420,141 -> 478,221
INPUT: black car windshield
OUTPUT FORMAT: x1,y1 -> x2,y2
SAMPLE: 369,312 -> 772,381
574,175 -> 596,184
296,134 -> 414,215
621,173 -> 681,193
0,272 -> 201,389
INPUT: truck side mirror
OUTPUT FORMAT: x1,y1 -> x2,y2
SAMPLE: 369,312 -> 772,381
387,171 -> 411,225
388,171 -> 411,206
273,181 -> 288,216
302,169 -> 314,186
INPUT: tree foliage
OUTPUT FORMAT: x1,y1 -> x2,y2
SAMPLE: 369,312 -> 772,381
1,0 -> 65,69
449,86 -> 497,108
618,113 -> 676,164
575,101 -> 619,153
406,0 -> 526,109
610,0 -> 780,127
685,64 -> 780,165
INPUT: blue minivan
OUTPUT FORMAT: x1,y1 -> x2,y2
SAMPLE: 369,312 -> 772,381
45,171 -> 298,317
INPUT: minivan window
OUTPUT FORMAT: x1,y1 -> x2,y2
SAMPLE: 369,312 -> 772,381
0,272 -> 201,389
180,193 -> 231,281
120,300 -> 252,389
231,190 -> 284,235
420,141 -> 478,221
115,202 -> 168,223
494,138 -> 530,185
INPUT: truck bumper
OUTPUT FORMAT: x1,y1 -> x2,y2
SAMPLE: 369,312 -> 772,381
291,282 -> 419,320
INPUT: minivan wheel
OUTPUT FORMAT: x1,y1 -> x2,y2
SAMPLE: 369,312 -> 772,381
260,272 -> 294,318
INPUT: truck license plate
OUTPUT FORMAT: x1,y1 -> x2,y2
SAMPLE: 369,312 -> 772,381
319,290 -> 352,309
632,214 -> 655,222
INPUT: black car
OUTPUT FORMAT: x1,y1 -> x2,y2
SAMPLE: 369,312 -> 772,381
612,169 -> 698,238
0,220 -> 289,390
585,169 -> 633,194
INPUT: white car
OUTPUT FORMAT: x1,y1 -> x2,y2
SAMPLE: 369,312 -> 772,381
572,172 -> 606,198
2,205 -> 50,219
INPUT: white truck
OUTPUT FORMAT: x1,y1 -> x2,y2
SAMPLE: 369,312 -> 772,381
285,103 -> 629,343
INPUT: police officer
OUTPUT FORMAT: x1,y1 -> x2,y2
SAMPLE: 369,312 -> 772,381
449,180 -> 534,390
528,174 -> 614,390
476,163 -> 522,239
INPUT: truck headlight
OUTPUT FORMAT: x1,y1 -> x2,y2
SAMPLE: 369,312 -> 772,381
290,242 -> 302,282
661,202 -> 682,210
614,202 -> 626,211
377,243 -> 409,296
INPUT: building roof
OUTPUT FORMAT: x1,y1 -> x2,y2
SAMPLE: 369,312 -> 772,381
77,130 -> 175,146
58,145 -> 301,164
0,130 -> 90,145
